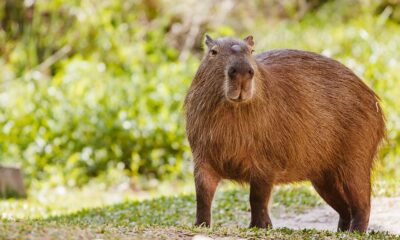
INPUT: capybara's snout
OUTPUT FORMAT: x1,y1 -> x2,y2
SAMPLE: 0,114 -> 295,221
226,61 -> 254,102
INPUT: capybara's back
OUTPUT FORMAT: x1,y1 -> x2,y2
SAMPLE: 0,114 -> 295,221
254,49 -> 385,183
184,35 -> 385,232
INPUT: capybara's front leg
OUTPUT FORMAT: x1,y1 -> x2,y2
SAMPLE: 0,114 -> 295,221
194,162 -> 220,227
249,180 -> 273,229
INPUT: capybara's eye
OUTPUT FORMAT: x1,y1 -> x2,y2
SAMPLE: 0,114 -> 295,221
210,49 -> 218,56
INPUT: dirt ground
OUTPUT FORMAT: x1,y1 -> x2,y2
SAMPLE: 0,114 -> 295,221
271,197 -> 400,234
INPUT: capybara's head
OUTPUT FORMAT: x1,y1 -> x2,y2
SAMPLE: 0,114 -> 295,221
201,35 -> 258,103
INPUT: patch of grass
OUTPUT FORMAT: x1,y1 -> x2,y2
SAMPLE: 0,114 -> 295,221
2,179 -> 395,223
1,182 -> 398,239
40,186 -> 320,228
0,180 -> 193,219
272,184 -> 323,210
1,187 -> 399,239
1,222 -> 399,240
0,181 -> 321,221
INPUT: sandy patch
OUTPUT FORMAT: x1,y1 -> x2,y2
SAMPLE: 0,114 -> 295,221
271,197 -> 400,234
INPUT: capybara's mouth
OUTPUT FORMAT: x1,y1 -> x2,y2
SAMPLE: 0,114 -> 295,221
227,95 -> 250,103
228,98 -> 243,103
226,89 -> 252,103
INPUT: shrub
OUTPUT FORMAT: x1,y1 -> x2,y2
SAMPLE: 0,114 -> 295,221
0,0 -> 399,187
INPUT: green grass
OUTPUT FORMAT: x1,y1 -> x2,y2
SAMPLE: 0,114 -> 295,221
0,182 -> 321,220
1,185 -> 399,239
2,221 -> 399,240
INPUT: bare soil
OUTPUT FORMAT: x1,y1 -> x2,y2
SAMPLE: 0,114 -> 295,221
271,197 -> 400,234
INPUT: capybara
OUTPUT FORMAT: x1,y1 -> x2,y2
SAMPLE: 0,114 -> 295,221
184,35 -> 385,232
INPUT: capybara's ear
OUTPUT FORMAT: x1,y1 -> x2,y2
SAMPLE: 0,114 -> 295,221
205,34 -> 215,48
244,35 -> 254,47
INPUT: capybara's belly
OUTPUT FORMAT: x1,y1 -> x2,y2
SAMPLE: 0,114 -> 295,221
201,129 -> 333,184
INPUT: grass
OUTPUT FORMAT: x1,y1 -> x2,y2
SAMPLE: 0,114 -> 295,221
2,222 -> 399,240
1,183 -> 399,239
2,179 -> 396,220
0,182 -> 322,220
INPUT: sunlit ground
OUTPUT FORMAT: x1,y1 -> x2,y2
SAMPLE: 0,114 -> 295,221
1,177 -> 397,221
0,179 -> 194,220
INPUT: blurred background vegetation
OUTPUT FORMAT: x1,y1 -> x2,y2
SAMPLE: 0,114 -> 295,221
0,0 -> 399,192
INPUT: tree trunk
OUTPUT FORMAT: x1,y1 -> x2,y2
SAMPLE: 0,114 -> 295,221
0,165 -> 27,198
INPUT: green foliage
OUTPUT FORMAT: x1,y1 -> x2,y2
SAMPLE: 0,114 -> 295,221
1,0 -> 400,187
0,0 -> 196,186
1,56 -> 196,186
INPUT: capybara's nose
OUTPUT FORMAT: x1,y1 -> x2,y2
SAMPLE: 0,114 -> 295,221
248,68 -> 254,77
228,67 -> 237,79
228,65 -> 254,80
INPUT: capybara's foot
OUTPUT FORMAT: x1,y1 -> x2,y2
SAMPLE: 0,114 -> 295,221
337,217 -> 351,231
194,220 -> 210,228
249,219 -> 272,229
349,210 -> 369,233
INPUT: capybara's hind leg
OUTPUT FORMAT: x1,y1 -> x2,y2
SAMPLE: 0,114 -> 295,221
249,180 -> 273,229
343,170 -> 371,233
194,162 -> 221,227
311,172 -> 351,231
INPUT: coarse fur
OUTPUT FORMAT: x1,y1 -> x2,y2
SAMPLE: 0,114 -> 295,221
184,35 -> 386,233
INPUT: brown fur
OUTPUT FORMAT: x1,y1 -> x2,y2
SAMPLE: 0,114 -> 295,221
184,35 -> 386,232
